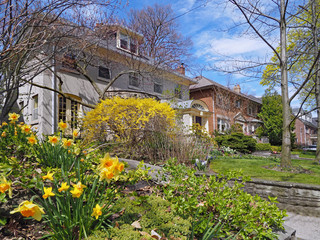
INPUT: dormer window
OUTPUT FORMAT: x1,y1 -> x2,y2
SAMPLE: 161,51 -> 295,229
118,33 -> 138,54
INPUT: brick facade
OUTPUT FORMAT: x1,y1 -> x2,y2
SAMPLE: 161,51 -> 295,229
190,77 -> 262,135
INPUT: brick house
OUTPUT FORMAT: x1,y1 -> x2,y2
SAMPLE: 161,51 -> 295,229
292,108 -> 318,146
189,76 -> 263,135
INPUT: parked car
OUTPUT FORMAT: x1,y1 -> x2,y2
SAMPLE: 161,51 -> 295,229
302,145 -> 317,151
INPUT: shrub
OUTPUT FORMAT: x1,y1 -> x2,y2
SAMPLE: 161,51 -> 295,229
215,133 -> 256,153
161,159 -> 286,239
271,145 -> 281,153
256,143 -> 272,151
82,97 -> 175,145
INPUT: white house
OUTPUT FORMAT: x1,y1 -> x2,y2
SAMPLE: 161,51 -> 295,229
17,25 -> 198,136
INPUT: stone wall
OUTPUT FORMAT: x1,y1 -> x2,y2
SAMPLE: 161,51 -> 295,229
237,178 -> 320,216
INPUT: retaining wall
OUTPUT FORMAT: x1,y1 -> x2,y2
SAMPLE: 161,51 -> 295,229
236,178 -> 320,216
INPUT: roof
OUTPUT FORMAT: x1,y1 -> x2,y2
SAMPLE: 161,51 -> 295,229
190,76 -> 262,104
95,25 -> 197,86
299,118 -> 318,129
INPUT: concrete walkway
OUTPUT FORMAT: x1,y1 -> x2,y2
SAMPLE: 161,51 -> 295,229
284,212 -> 320,240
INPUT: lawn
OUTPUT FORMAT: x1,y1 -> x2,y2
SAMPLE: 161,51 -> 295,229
211,156 -> 320,185
291,150 -> 316,159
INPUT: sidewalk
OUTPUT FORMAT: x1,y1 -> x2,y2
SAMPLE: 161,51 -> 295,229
284,212 -> 320,240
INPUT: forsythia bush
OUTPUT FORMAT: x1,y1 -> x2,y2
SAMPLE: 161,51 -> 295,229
82,97 -> 176,145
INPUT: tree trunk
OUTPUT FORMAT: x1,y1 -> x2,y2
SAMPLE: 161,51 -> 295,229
312,0 -> 320,162
280,0 -> 292,168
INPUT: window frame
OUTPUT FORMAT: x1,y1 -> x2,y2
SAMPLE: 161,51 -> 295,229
98,66 -> 111,80
32,95 -> 38,121
129,72 -> 140,88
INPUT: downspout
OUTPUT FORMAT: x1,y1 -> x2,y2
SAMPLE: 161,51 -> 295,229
52,47 -> 57,134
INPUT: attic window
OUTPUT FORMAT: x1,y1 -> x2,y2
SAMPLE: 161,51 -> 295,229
118,33 -> 138,54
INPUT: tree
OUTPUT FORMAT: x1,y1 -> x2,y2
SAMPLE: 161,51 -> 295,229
221,0 -> 318,167
262,0 -> 320,161
0,0 -> 135,122
127,4 -> 192,69
257,91 -> 295,146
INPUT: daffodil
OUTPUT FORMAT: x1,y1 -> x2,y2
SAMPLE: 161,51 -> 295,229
58,182 -> 70,192
8,113 -> 20,122
99,168 -> 114,181
73,129 -> 79,138
48,136 -> 59,145
43,187 -> 55,199
27,135 -> 37,145
2,122 -> 7,126
72,181 -> 87,191
0,176 -> 12,198
91,204 -> 102,219
10,200 -> 45,221
42,171 -> 54,181
98,153 -> 118,170
21,124 -> 32,134
70,187 -> 83,198
1,131 -> 6,137
58,120 -> 68,131
62,138 -> 73,148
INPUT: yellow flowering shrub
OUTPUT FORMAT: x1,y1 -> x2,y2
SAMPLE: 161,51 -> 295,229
82,97 -> 176,145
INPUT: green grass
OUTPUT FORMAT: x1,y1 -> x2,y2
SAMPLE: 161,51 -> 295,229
291,150 -> 316,159
211,156 -> 320,185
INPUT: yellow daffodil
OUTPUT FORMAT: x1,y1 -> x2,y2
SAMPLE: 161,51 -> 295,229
43,187 -> 55,199
48,136 -> 59,145
27,135 -> 37,145
62,138 -> 73,148
10,200 -> 45,221
58,182 -> 70,192
99,168 -> 115,181
73,181 -> 86,190
58,120 -> 68,131
0,176 -> 12,198
70,181 -> 86,198
21,124 -> 32,134
42,171 -> 54,181
8,113 -> 20,122
91,204 -> 102,219
1,131 -> 6,137
98,153 -> 118,170
2,122 -> 7,126
73,129 -> 79,138
70,187 -> 83,198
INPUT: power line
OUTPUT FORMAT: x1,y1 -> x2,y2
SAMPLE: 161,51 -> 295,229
164,1 -> 209,24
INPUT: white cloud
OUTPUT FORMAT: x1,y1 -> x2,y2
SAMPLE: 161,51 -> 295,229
195,34 -> 269,58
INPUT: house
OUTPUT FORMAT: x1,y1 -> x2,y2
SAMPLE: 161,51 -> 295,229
292,108 -> 318,146
189,76 -> 263,135
17,24 -> 197,136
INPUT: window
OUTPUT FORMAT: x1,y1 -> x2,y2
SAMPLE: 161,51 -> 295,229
58,95 -> 81,133
154,83 -> 163,94
32,95 -> 38,121
129,72 -> 139,88
62,53 -> 77,70
118,33 -> 138,54
236,99 -> 241,108
98,66 -> 111,80
217,118 -> 230,132
248,105 -> 254,115
175,84 -> 182,99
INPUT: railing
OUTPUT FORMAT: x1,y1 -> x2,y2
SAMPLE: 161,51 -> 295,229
310,134 -> 317,139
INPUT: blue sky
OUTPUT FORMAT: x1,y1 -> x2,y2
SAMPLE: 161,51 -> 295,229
118,0 -> 273,98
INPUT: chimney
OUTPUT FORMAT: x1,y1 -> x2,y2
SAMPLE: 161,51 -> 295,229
177,63 -> 185,75
234,84 -> 241,93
